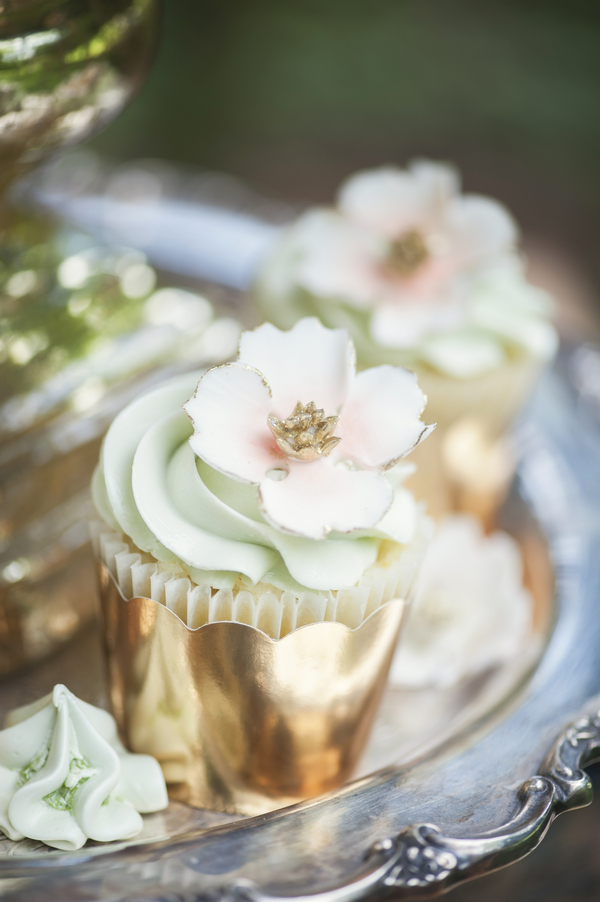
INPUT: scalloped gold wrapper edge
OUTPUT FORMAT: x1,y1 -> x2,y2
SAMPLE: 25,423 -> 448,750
96,562 -> 406,815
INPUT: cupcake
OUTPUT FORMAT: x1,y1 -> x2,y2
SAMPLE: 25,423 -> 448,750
92,317 -> 433,814
254,161 -> 558,518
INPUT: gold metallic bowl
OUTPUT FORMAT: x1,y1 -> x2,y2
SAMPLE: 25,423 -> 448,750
97,563 -> 406,815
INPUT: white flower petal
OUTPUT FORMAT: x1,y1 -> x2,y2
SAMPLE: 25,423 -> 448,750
338,162 -> 459,237
445,194 -> 518,265
390,515 -> 532,688
259,459 -> 393,540
239,318 -> 355,419
335,365 -> 432,469
197,458 -> 381,591
292,210 -> 384,308
185,363 -> 277,483
409,159 -> 460,204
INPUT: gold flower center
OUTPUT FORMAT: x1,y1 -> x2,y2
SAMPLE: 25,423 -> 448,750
267,401 -> 341,461
386,229 -> 429,277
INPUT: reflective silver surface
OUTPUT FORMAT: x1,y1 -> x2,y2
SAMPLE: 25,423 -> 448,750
0,347 -> 597,899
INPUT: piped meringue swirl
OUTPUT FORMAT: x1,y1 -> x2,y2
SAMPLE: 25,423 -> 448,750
0,685 -> 167,851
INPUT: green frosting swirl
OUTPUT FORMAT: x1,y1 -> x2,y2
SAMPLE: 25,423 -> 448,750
92,371 -> 418,592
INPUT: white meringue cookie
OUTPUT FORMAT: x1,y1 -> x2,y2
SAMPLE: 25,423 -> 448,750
0,685 -> 168,851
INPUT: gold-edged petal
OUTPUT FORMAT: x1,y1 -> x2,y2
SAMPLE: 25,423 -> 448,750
334,365 -> 434,470
259,459 -> 393,541
184,363 -> 277,484
238,317 -> 356,419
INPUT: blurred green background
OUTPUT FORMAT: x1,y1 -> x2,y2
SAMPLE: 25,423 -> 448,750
88,0 -> 600,292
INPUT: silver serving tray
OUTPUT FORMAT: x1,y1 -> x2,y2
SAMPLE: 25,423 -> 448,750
0,346 -> 599,902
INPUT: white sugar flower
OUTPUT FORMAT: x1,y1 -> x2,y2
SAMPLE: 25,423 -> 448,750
184,318 -> 433,540
276,160 -> 519,349
390,515 -> 533,688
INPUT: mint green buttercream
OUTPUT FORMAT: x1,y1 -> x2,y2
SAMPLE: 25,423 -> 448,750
94,371 -> 418,592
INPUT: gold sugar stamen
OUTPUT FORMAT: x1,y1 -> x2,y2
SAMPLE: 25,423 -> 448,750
268,400 -> 341,461
386,228 -> 429,277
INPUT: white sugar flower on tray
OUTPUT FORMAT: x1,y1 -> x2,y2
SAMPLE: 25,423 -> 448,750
390,514 -> 533,688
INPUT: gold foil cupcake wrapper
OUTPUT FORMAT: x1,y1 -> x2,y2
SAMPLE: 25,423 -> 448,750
97,562 -> 409,815
90,521 -> 429,638
415,353 -> 543,437
407,355 -> 544,522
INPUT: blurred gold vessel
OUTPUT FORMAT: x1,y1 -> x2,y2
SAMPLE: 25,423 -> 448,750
98,563 -> 406,815
0,0 -> 160,675
0,0 -> 160,192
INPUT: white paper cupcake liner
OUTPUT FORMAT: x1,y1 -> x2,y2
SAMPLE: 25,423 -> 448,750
90,519 -> 432,639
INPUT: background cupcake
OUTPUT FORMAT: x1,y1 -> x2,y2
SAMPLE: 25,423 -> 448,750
255,161 -> 558,519
92,317 -> 433,812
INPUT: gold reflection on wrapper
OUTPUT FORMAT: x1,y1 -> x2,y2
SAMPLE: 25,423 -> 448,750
98,563 -> 405,815
406,355 -> 543,523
